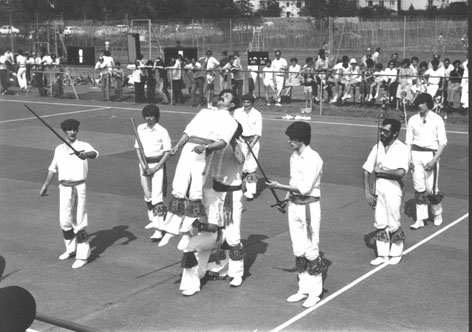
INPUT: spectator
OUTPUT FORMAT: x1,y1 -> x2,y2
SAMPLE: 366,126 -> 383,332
201,50 -> 220,107
219,51 -> 230,90
396,58 -> 415,110
132,59 -> 145,103
230,55 -> 244,97
284,57 -> 301,101
184,58 -> 204,107
359,58 -> 375,103
372,47 -> 381,65
390,52 -> 400,68
384,60 -> 399,104
424,59 -> 445,97
361,47 -> 373,68
369,63 -> 385,101
113,61 -> 124,101
446,60 -> 463,109
341,58 -> 361,102
0,50 -> 10,95
460,58 -> 468,109
247,61 -> 259,99
145,59 -> 156,102
314,49 -> 329,102
410,61 -> 429,102
271,50 -> 288,106
153,57 -> 170,104
169,54 -> 184,104
16,50 -> 27,91
262,59 -> 276,106
329,55 -> 350,103
300,57 -> 316,111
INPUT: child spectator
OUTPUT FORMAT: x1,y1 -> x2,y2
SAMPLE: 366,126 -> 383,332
113,61 -> 124,101
262,59 -> 276,106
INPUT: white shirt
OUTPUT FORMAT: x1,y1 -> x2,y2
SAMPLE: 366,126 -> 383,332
362,139 -> 409,189
134,123 -> 171,157
203,56 -> 220,70
288,64 -> 301,78
48,140 -> 98,182
16,54 -> 26,67
184,108 -> 237,144
271,58 -> 288,76
289,146 -> 323,197
233,107 -> 262,137
406,111 -> 447,150
424,67 -> 445,85
211,142 -> 243,186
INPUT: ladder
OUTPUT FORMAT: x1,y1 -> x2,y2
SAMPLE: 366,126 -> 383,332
249,27 -> 262,51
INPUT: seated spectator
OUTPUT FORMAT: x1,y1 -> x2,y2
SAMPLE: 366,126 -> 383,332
315,49 -> 329,102
446,60 -> 463,109
369,63 -> 385,101
329,55 -> 349,103
396,58 -> 415,109
383,60 -> 399,104
360,58 -> 375,103
284,57 -> 301,101
341,58 -> 361,101
411,61 -> 429,102
424,59 -> 445,97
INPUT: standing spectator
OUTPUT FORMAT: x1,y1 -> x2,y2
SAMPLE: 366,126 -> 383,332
113,61 -> 124,101
262,59 -> 276,106
247,62 -> 259,99
460,58 -> 468,110
219,51 -> 230,90
362,119 -> 409,265
441,58 -> 454,105
145,60 -> 156,103
185,58 -> 204,107
169,55 -> 184,104
233,94 -> 262,200
266,121 -> 328,309
360,59 -> 375,103
361,47 -> 373,68
95,51 -> 115,101
153,57 -> 170,104
201,50 -> 220,107
271,50 -> 288,106
0,50 -> 10,95
300,57 -> 316,111
372,47 -> 381,65
406,93 -> 447,230
35,51 -> 47,97
16,50 -> 27,91
314,49 -> 329,102
229,55 -> 244,97
132,60 -> 145,103
39,119 -> 98,269
390,52 -> 400,68
446,60 -> 463,109
284,57 -> 301,101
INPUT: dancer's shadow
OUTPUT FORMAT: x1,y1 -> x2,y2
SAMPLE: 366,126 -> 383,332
88,225 -> 137,263
242,234 -> 268,279
404,198 -> 417,220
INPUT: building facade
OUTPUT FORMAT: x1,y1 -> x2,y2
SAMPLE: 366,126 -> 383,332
357,0 -> 466,11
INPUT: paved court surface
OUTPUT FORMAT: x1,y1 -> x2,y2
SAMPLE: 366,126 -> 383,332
0,95 -> 468,332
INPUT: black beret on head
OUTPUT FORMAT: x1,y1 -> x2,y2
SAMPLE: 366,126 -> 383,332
285,121 -> 311,142
414,93 -> 434,109
142,104 -> 160,119
241,93 -> 255,104
60,119 -> 80,131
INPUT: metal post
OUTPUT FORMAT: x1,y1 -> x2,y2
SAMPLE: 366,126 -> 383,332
229,19 -> 232,53
403,16 -> 406,59
148,19 -> 151,60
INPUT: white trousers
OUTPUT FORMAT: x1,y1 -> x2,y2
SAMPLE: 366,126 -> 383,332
139,162 -> 165,205
374,179 -> 402,232
411,150 -> 442,220
17,67 -> 27,89
288,201 -> 320,261
274,76 -> 285,100
240,141 -> 259,174
172,142 -> 209,201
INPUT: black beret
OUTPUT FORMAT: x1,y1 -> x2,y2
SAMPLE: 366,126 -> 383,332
241,93 -> 255,104
60,119 -> 80,131
285,121 -> 311,141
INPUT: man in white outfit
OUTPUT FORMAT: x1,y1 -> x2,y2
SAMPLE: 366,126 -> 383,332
266,121 -> 328,308
179,123 -> 246,296
40,119 -> 98,269
406,93 -> 447,230
363,118 -> 409,266
271,50 -> 288,106
233,94 -> 262,200
159,89 -> 238,249
134,105 -> 172,240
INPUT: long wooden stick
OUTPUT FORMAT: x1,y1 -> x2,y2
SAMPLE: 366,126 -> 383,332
130,118 -> 149,172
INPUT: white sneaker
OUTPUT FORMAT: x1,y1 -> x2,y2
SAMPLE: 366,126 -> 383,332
244,192 -> 254,200
433,215 -> 443,226
177,234 -> 191,251
71,259 -> 87,269
282,114 -> 294,120
389,256 -> 402,265
145,220 -> 158,229
370,256 -> 389,266
182,289 -> 199,296
275,103 -> 282,106
267,103 -> 271,106
158,233 -> 174,247
230,277 -> 243,287
58,251 -> 75,260
330,97 -> 338,103
286,292 -> 308,303
150,230 -> 163,240
302,295 -> 320,308
410,219 -> 425,230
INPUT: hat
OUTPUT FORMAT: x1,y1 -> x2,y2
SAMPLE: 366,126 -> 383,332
142,104 -> 160,120
413,93 -> 434,109
285,121 -> 311,144
60,119 -> 80,131
350,58 -> 357,64
241,93 -> 255,104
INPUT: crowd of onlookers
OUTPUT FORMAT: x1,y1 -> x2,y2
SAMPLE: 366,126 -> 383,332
0,46 -> 469,113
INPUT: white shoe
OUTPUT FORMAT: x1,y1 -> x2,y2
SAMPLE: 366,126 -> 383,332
370,256 -> 389,266
244,192 -> 254,200
275,103 -> 282,106
314,97 -> 320,102
282,114 -> 294,120
286,292 -> 308,303
410,219 -> 425,230
389,256 -> 402,265
150,230 -> 163,240
177,234 -> 191,251
367,95 -> 372,102
267,103 -> 271,106
58,251 -> 75,260
230,277 -> 243,287
71,259 -> 87,269
182,289 -> 199,296
302,295 -> 320,308
330,97 -> 338,103
158,233 -> 174,247
145,220 -> 159,229
433,215 -> 443,226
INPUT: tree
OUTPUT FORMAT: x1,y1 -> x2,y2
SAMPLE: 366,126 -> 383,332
234,0 -> 254,17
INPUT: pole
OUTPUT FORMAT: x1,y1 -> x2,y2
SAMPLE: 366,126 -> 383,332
403,16 -> 406,60
148,19 -> 151,60
36,312 -> 103,332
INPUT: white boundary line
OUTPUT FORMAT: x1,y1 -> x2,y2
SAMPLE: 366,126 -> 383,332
269,212 -> 469,332
0,107 -> 110,124
0,99 -> 468,135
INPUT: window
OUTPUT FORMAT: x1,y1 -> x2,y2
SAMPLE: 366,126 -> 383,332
368,1 -> 373,6
287,2 -> 290,7
296,1 -> 301,8
390,1 -> 394,5
379,1 -> 384,7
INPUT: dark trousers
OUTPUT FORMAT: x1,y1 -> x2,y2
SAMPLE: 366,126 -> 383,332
172,79 -> 183,103
0,69 -> 8,92
134,81 -> 145,103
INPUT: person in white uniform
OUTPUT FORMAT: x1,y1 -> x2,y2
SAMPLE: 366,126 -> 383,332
363,118 -> 409,266
270,50 -> 288,106
233,94 -> 262,200
266,121 -> 328,309
159,89 -> 239,249
40,119 -> 98,269
179,123 -> 246,296
406,93 -> 447,230
16,50 -> 27,91
134,105 -> 172,240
